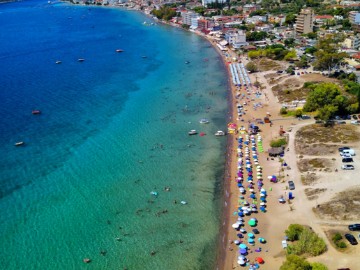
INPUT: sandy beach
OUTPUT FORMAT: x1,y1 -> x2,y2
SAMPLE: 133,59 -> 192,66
214,45 -> 360,270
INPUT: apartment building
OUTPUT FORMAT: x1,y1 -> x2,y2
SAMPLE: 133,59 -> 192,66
295,8 -> 314,35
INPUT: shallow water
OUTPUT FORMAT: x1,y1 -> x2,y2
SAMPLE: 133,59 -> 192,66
0,1 -> 229,269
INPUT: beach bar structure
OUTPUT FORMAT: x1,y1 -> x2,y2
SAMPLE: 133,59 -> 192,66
268,147 -> 284,157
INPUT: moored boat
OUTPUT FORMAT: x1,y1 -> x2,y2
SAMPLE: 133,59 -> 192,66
199,118 -> 209,124
116,49 -> 124,53
215,130 -> 226,136
78,58 -> 85,62
15,141 -> 24,146
32,110 -> 41,115
55,60 -> 62,64
188,130 -> 198,135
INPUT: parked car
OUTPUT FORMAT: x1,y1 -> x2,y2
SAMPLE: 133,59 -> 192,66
339,147 -> 350,152
341,164 -> 354,170
349,224 -> 360,231
301,115 -> 311,120
288,181 -> 295,190
345,233 -> 358,245
342,157 -> 354,163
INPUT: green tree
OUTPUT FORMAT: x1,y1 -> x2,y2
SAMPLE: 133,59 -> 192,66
305,46 -> 317,55
303,83 -> 341,112
193,6 -> 206,16
280,255 -> 312,270
284,49 -> 297,61
284,38 -> 296,48
285,13 -> 297,25
311,262 -> 328,270
285,224 -> 304,241
317,104 -> 337,122
307,32 -> 317,39
246,61 -> 258,72
314,35 -> 347,71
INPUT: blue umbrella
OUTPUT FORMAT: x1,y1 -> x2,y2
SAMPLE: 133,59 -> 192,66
250,194 -> 256,199
237,183 -> 243,187
260,197 -> 266,202
259,206 -> 266,212
238,211 -> 244,216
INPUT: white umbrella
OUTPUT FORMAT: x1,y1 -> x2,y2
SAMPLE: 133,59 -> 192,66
260,202 -> 266,206
260,193 -> 266,197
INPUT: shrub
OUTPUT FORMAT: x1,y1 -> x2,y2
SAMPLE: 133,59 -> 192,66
295,109 -> 303,117
336,241 -> 347,249
270,138 -> 287,148
311,262 -> 328,270
280,107 -> 288,115
332,233 -> 342,242
285,224 -> 304,241
286,226 -> 327,256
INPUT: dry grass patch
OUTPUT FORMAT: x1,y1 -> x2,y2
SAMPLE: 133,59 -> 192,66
254,58 -> 283,71
296,124 -> 360,145
295,143 -> 339,156
313,187 -> 360,220
301,173 -> 319,185
271,78 -> 309,103
304,188 -> 327,200
298,158 -> 333,173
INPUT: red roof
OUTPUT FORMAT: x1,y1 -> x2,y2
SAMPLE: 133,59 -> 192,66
315,15 -> 333,20
353,53 -> 360,59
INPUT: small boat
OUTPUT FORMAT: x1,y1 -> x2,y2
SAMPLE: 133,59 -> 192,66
55,60 -> 62,64
215,130 -> 226,136
180,201 -> 187,205
185,61 -> 190,64
199,118 -> 209,124
141,56 -> 147,58
115,49 -> 124,53
83,258 -> 91,263
78,58 -> 85,62
150,191 -> 158,196
188,130 -> 198,135
32,110 -> 41,115
15,142 -> 24,146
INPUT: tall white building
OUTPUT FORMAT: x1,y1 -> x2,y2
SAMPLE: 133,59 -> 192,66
201,0 -> 226,7
225,30 -> 247,49
181,11 -> 198,26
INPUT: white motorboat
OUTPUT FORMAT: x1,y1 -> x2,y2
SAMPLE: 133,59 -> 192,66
199,118 -> 209,124
215,130 -> 226,136
188,130 -> 198,135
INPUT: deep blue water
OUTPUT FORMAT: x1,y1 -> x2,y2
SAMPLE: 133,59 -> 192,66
0,1 -> 229,269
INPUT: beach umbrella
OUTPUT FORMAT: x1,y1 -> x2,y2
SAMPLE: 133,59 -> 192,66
234,240 -> 241,245
239,243 -> 247,249
248,238 -> 255,244
240,228 -> 246,233
260,197 -> 266,202
232,223 -> 240,229
260,202 -> 266,206
258,238 -> 266,243
238,211 -> 244,217
256,257 -> 264,264
259,206 -> 266,212
250,194 -> 256,199
237,260 -> 245,266
248,220 -> 256,227
239,248 -> 247,255
248,233 -> 254,238
260,193 -> 266,197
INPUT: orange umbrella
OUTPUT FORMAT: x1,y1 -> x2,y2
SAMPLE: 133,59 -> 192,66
256,257 -> 264,264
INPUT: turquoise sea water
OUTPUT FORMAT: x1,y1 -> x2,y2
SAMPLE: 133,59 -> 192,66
0,1 -> 229,269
